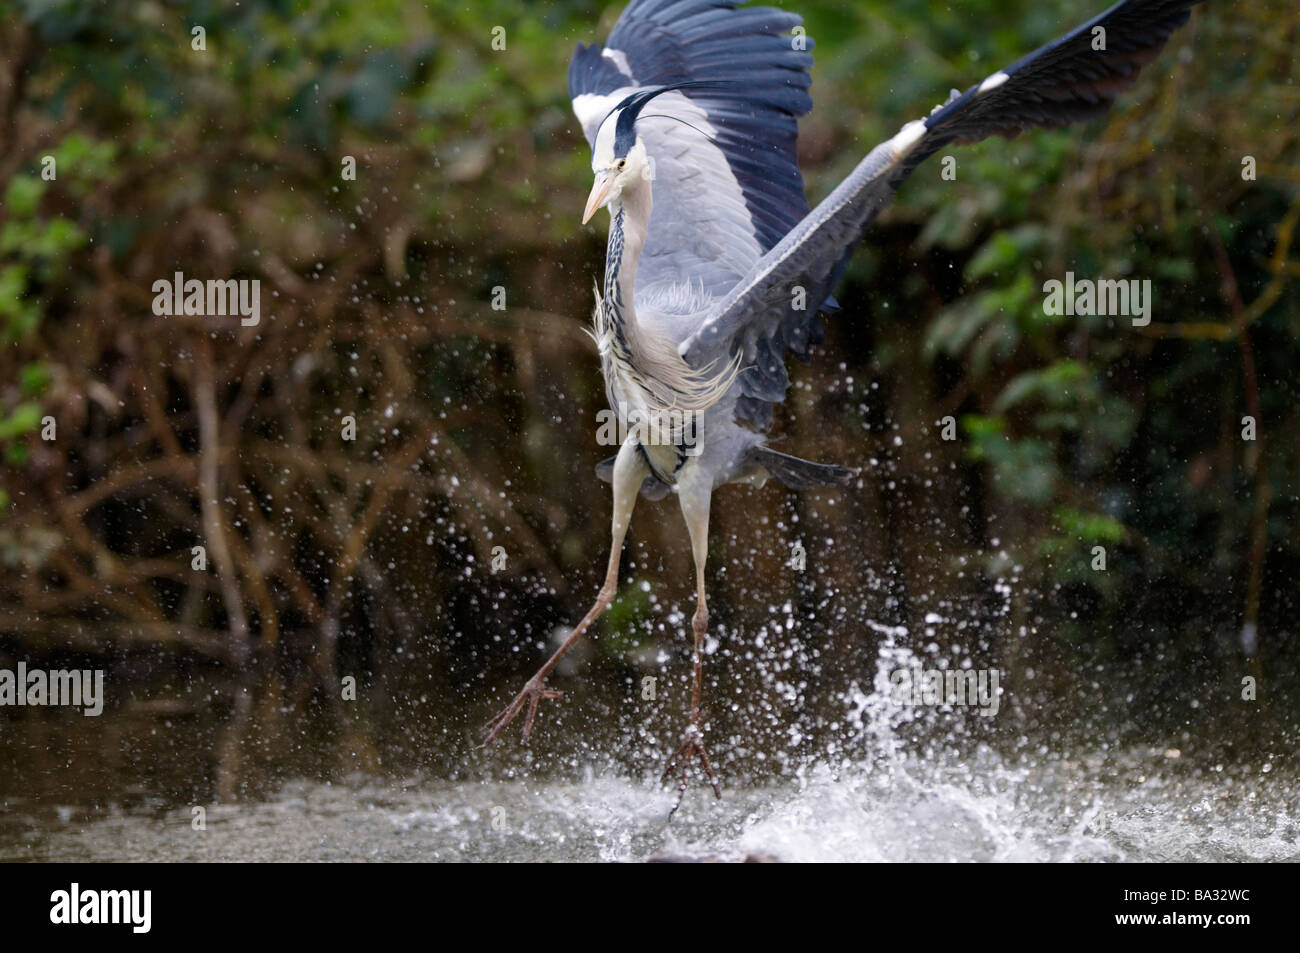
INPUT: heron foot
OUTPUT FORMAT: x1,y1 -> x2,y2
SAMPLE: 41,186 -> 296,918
482,677 -> 564,746
661,722 -> 722,818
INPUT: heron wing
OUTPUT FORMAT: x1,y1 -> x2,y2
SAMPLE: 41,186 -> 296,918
568,0 -> 818,321
680,0 -> 1204,430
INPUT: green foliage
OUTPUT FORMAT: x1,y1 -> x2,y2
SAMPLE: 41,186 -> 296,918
889,1 -> 1299,644
1,168 -> 86,341
963,413 -> 1057,505
0,0 -> 1293,724
0,400 -> 40,468
1053,506 -> 1126,545
599,580 -> 654,660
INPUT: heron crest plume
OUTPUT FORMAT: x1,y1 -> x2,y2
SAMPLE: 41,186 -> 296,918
603,80 -> 735,158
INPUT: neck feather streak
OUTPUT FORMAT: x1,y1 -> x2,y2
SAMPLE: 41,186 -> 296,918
590,188 -> 739,419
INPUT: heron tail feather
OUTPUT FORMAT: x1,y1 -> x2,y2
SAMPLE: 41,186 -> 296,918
749,447 -> 856,490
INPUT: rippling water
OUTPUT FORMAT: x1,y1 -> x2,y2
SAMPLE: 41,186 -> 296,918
6,748 -> 1297,862
4,632 -> 1295,862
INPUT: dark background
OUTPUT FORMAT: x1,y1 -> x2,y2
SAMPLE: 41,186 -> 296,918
0,0 -> 1295,805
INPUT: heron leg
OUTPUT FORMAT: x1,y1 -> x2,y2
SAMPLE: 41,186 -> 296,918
483,438 -> 648,746
662,474 -> 722,815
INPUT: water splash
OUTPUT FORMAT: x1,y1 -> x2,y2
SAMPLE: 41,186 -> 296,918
10,632 -> 1295,862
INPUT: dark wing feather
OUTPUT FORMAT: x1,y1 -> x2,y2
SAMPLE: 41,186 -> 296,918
681,0 -> 1205,427
569,0 -> 829,316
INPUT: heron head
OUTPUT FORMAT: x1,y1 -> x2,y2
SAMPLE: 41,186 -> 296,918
583,135 -> 649,224
583,83 -> 698,224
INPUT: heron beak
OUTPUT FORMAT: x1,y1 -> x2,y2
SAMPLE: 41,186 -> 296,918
582,171 -> 615,224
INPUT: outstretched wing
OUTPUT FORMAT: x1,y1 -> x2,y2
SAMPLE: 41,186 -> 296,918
569,0 -> 819,317
680,0 -> 1205,428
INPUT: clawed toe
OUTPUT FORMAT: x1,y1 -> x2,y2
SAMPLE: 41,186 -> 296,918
662,725 -> 722,818
482,680 -> 564,747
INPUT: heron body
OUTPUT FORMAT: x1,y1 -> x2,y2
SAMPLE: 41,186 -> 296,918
484,0 -> 1208,811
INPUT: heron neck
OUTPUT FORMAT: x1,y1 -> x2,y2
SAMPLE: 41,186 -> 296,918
604,184 -> 651,320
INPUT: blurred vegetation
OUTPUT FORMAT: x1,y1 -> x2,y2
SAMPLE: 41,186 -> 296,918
0,0 -> 1295,799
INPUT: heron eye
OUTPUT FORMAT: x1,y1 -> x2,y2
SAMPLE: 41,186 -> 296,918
616,159 -> 626,171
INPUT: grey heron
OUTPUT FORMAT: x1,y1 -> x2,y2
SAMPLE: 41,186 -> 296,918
483,0 -> 1207,806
